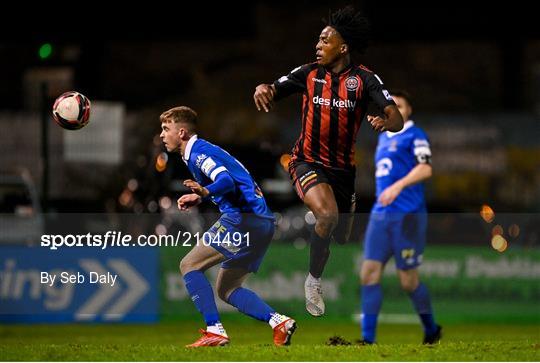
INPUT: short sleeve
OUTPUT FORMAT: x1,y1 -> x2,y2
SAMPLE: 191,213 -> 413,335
362,72 -> 396,110
273,64 -> 314,100
411,129 -> 432,164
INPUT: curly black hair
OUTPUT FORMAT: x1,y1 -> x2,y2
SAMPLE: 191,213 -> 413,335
325,6 -> 371,54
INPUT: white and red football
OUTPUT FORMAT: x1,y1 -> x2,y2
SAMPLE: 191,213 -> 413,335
52,91 -> 91,130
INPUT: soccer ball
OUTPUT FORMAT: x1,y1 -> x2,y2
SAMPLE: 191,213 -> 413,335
52,91 -> 91,130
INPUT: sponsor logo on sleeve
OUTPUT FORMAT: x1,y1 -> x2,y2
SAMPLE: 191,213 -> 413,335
201,157 -> 217,176
278,76 -> 289,83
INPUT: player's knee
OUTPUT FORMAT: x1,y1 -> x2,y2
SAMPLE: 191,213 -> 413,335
179,257 -> 195,276
399,275 -> 419,292
360,263 -> 382,285
399,270 -> 420,292
316,210 -> 338,238
360,271 -> 380,285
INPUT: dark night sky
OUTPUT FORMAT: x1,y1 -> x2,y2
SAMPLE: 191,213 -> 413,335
0,1 -> 536,110
1,1 -> 536,42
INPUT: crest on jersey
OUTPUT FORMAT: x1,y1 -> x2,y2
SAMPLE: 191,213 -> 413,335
375,158 -> 393,177
345,76 -> 359,92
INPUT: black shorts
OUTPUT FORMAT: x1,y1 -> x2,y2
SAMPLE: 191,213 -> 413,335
288,160 -> 356,213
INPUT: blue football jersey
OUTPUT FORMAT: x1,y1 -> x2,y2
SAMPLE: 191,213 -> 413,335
183,135 -> 274,218
372,121 -> 431,213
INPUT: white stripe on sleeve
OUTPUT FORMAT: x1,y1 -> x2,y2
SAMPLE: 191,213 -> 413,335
210,166 -> 227,181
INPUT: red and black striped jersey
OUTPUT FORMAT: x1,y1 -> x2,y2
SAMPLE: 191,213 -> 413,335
273,63 -> 395,170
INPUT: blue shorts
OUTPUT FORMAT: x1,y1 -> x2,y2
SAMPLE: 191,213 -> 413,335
203,213 -> 275,272
363,212 -> 427,270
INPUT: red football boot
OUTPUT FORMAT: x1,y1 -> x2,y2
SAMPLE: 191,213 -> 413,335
186,329 -> 230,348
273,318 -> 297,346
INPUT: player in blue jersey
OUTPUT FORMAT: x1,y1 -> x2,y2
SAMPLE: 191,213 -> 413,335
359,91 -> 442,345
159,106 -> 297,347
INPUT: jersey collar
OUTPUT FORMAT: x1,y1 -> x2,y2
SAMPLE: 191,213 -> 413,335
386,120 -> 414,138
324,62 -> 354,76
183,134 -> 198,161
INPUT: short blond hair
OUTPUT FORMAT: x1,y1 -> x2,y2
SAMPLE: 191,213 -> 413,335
160,106 -> 198,131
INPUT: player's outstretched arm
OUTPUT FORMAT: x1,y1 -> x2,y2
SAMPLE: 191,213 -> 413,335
253,84 -> 276,112
367,105 -> 404,132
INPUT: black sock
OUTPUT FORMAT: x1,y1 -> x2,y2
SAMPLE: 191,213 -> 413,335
309,229 -> 331,278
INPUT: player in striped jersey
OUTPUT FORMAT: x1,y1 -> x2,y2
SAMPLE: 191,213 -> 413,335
253,6 -> 403,316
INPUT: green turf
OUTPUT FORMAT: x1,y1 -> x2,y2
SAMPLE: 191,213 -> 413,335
1,320 -> 539,361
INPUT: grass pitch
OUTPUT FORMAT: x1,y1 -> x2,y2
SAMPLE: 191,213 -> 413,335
1,320 -> 538,361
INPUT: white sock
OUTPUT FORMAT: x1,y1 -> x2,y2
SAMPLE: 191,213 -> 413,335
207,322 -> 228,337
308,273 -> 321,283
268,312 -> 289,329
